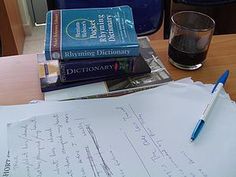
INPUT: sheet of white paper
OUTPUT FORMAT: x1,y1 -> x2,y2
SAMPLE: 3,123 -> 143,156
6,83 -> 236,177
0,102 -> 75,176
1,100 -> 110,176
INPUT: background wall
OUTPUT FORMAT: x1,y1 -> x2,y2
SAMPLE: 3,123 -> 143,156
25,0 -> 48,25
17,0 -> 32,35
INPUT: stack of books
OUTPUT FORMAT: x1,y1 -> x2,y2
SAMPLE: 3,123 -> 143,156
39,36 -> 172,101
42,6 -> 151,90
39,5 -> 172,99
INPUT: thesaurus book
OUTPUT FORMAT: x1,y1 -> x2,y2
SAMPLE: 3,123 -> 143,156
45,6 -> 139,60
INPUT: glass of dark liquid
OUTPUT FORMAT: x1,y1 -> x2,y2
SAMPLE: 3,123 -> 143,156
168,11 -> 215,70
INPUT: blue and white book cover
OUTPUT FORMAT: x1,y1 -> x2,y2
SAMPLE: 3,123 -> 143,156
45,6 -> 139,60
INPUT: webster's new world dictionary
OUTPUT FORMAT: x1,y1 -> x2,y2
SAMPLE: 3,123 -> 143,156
44,6 -> 139,60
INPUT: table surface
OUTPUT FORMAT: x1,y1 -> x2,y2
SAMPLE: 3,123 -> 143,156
0,34 -> 236,105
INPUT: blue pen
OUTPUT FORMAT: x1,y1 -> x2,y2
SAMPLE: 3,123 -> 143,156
190,70 -> 229,141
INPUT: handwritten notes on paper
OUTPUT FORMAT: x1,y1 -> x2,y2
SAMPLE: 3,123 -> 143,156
7,83 -> 236,177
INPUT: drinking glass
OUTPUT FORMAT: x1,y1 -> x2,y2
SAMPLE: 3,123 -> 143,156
168,11 -> 215,70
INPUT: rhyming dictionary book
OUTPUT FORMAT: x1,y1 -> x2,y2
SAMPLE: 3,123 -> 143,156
45,6 -> 139,60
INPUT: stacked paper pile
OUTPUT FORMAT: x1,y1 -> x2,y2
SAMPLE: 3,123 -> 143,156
1,78 -> 236,177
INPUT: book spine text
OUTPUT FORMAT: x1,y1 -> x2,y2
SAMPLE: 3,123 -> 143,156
60,48 -> 139,60
59,58 -> 134,82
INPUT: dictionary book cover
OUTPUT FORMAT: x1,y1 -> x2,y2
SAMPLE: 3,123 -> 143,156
59,57 -> 135,83
38,55 -> 150,92
44,6 -> 139,60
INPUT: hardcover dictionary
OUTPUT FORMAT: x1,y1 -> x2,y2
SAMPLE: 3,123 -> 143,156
39,55 -> 150,92
59,57 -> 136,82
45,6 -> 139,60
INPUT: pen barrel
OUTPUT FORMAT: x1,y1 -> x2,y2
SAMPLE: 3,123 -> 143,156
190,70 -> 229,142
201,83 -> 223,121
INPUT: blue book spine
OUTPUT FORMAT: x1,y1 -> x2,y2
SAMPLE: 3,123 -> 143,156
59,57 -> 134,82
45,6 -> 139,60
